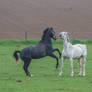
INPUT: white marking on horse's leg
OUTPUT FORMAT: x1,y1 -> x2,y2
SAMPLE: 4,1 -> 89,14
31,74 -> 34,77
78,58 -> 82,76
83,57 -> 86,76
59,57 -> 64,76
70,58 -> 74,77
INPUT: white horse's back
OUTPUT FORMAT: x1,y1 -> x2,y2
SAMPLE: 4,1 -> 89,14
74,44 -> 87,56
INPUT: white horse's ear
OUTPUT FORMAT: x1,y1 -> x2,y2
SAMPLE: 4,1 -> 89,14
67,32 -> 70,41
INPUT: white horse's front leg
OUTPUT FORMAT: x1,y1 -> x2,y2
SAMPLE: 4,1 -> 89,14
59,57 -> 64,76
83,57 -> 86,76
70,58 -> 74,77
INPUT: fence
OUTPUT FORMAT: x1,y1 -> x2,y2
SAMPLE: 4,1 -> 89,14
0,31 -> 41,40
0,31 -> 92,40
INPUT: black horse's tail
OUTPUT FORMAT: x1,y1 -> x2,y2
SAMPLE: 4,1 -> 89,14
13,50 -> 21,64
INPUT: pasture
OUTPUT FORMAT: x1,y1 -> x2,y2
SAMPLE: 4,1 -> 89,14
0,39 -> 92,92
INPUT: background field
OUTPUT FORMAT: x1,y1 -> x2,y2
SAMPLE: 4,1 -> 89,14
0,0 -> 92,39
0,40 -> 92,92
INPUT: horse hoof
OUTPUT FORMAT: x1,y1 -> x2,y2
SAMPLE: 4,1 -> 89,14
31,74 -> 34,77
27,73 -> 32,77
27,75 -> 31,77
59,72 -> 62,76
27,74 -> 34,77
83,73 -> 85,77
70,73 -> 74,77
78,72 -> 82,76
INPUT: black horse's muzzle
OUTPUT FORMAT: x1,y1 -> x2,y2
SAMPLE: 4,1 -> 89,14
53,35 -> 56,40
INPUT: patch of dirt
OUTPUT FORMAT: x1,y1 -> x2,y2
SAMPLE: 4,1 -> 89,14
16,80 -> 22,83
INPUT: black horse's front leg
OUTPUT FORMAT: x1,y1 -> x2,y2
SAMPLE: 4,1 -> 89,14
49,54 -> 59,69
52,48 -> 61,59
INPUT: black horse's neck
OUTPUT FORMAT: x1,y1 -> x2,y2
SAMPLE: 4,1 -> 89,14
40,33 -> 52,44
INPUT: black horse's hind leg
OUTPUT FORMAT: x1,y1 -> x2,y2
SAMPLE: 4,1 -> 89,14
49,54 -> 59,69
52,48 -> 61,59
23,58 -> 31,77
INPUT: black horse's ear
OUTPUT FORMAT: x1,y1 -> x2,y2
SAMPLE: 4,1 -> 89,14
50,27 -> 53,30
46,27 -> 50,30
44,27 -> 49,31
43,27 -> 49,34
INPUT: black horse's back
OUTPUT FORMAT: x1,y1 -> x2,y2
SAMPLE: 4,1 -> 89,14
20,43 -> 46,59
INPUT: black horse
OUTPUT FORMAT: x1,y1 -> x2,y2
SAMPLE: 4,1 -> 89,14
13,27 -> 61,77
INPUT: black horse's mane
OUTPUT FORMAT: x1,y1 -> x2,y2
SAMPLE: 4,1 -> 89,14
43,27 -> 49,34
41,27 -> 49,41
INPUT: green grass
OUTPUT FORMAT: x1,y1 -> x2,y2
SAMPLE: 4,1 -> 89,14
0,39 -> 92,92
0,39 -> 92,46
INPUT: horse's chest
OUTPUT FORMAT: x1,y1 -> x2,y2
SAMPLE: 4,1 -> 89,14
62,49 -> 72,58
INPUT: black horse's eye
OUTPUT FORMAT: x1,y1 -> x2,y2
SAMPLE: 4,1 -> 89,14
51,31 -> 54,36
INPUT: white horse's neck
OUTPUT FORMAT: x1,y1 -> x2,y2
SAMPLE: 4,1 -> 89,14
63,39 -> 70,50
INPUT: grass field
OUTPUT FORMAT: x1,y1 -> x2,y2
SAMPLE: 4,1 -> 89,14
0,39 -> 92,92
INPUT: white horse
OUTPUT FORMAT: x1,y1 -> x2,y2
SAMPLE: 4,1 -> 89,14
59,32 -> 87,77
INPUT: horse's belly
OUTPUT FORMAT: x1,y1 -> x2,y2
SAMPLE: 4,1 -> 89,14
31,49 -> 46,59
31,52 -> 46,59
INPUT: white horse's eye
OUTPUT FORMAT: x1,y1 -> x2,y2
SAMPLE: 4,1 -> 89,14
59,34 -> 62,37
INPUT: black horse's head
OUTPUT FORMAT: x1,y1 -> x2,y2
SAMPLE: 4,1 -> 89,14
43,27 -> 56,40
49,27 -> 56,40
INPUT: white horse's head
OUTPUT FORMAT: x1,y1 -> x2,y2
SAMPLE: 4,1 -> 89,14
59,32 -> 69,41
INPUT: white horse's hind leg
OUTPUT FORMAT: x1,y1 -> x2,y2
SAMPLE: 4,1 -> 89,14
70,58 -> 74,77
59,57 -> 64,76
83,56 -> 86,76
78,58 -> 82,76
